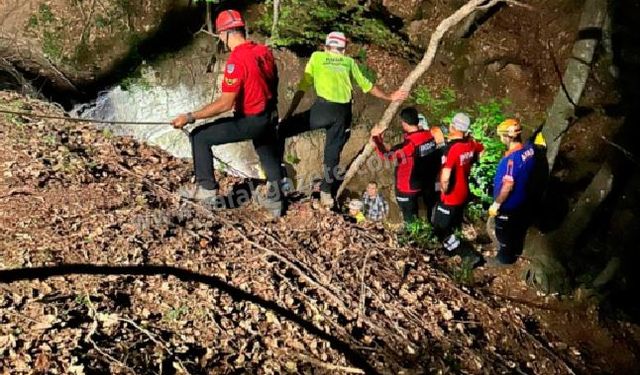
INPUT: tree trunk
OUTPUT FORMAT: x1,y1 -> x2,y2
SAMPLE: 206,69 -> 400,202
525,162 -> 614,293
542,0 -> 607,169
524,0 -> 610,293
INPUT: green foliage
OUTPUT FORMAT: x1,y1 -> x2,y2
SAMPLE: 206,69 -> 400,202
27,15 -> 39,29
355,48 -> 377,84
74,294 -> 91,306
450,256 -> 476,286
27,4 -> 63,61
119,66 -> 151,91
258,0 -> 403,51
164,306 -> 188,321
465,201 -> 484,223
398,218 -> 439,249
102,128 -> 114,139
285,153 -> 301,165
39,4 -> 55,23
468,99 -> 509,206
412,86 -> 457,124
95,15 -> 110,29
42,30 -> 63,60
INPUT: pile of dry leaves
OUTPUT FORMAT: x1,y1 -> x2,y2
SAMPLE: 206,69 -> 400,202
1,91 -> 577,374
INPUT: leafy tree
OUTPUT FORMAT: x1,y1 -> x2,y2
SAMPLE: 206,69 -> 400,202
257,0 -> 403,51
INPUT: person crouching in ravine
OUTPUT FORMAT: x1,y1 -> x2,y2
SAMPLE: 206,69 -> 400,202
362,181 -> 389,222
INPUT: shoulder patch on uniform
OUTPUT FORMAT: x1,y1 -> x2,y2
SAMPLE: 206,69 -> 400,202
225,77 -> 238,86
226,64 -> 235,74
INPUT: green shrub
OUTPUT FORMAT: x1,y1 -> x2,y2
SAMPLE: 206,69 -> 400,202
399,218 -> 439,249
355,48 -> 377,83
451,256 -> 475,285
412,87 -> 457,123
468,99 -> 509,206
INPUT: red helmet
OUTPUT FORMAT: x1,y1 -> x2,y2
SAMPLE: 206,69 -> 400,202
215,10 -> 245,33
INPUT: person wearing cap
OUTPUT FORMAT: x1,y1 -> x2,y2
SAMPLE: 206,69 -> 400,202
170,10 -> 284,217
278,31 -> 408,208
432,113 -> 484,252
370,107 -> 441,224
485,118 -> 536,266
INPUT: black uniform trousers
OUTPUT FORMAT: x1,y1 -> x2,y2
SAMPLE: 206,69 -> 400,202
190,111 -> 282,199
494,209 -> 528,264
277,98 -> 352,195
431,201 -> 465,241
396,192 -> 419,224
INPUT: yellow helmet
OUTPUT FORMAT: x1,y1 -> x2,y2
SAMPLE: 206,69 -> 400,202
497,118 -> 522,137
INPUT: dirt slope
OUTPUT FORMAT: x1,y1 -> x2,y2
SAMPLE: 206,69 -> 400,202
0,91 -> 611,374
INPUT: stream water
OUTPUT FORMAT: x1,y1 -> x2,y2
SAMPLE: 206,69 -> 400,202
71,77 -> 264,179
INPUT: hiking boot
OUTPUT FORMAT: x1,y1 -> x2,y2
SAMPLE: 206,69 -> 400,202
319,191 -> 334,208
279,177 -> 294,197
178,185 -> 219,202
443,234 -> 461,253
252,182 -> 284,218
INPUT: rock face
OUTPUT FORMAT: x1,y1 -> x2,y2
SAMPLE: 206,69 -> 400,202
378,0 -> 428,21
70,41 -> 402,200
0,0 -> 186,92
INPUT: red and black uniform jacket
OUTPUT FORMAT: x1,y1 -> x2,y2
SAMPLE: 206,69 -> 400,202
373,130 -> 441,195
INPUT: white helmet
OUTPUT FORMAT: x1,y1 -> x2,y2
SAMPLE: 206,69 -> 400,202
451,113 -> 471,133
325,31 -> 347,49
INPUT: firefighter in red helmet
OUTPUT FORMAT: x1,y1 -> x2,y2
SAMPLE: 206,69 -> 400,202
171,10 -> 284,218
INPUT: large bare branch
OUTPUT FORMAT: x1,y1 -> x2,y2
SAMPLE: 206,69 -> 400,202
336,0 -> 526,198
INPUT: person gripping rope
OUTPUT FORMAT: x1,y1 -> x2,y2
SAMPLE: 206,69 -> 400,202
485,119 -> 536,266
278,32 -> 407,208
432,113 -> 484,252
170,10 -> 284,217
370,107 -> 441,224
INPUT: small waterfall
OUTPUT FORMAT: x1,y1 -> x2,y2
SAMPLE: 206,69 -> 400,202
72,76 -> 263,178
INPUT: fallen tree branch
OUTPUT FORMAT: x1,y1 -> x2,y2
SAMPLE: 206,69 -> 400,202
337,0 -> 528,198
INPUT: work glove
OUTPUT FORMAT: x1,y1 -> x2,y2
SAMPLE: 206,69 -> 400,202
488,202 -> 501,217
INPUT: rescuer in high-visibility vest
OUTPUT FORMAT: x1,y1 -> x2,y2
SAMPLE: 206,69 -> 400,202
278,31 -> 407,208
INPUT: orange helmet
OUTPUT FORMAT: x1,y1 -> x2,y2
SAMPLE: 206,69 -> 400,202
497,118 -> 522,137
215,10 -> 245,33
